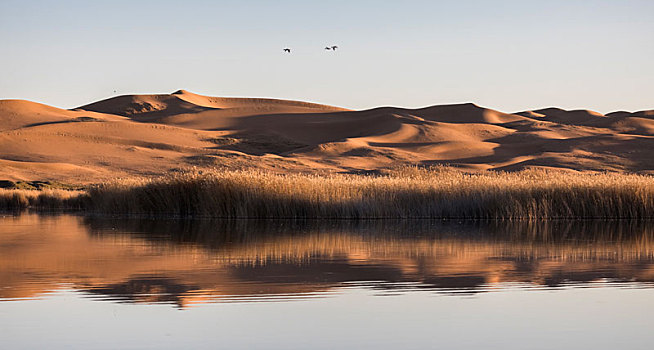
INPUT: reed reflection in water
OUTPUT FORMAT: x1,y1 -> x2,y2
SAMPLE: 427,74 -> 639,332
1,215 -> 654,308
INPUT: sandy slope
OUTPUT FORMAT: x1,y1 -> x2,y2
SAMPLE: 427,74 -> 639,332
0,90 -> 653,183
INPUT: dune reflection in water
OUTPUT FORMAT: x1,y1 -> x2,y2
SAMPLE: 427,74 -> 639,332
1,215 -> 654,308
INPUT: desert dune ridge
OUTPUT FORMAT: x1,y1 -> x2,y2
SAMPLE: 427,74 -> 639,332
1,90 -> 653,183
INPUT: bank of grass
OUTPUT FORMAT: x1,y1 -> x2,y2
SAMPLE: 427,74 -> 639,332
86,167 -> 654,219
4,167 -> 654,219
0,188 -> 86,211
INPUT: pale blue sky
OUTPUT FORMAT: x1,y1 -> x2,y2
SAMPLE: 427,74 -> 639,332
1,0 -> 652,113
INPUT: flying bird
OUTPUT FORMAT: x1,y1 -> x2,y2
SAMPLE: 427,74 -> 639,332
331,45 -> 338,51
283,48 -> 291,53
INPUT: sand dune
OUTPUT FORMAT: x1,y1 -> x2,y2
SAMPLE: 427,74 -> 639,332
0,99 -> 126,132
0,90 -> 653,183
522,108 -> 607,125
79,89 -> 348,126
607,110 -> 654,119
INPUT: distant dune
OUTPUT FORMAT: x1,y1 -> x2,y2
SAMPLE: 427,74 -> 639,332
0,90 -> 652,183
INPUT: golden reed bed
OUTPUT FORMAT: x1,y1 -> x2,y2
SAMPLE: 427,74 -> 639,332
2,167 -> 654,219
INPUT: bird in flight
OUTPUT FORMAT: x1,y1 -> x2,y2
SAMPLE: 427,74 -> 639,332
331,45 -> 338,51
283,48 -> 291,53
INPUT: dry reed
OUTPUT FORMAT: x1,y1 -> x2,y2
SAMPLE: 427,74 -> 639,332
0,189 -> 86,212
4,167 -> 654,219
81,167 -> 654,220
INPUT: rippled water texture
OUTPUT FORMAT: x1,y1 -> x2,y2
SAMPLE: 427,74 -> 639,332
1,215 -> 653,349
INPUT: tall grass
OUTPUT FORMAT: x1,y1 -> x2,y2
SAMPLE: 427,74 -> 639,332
0,189 -> 86,212
82,167 -> 654,220
4,167 -> 654,219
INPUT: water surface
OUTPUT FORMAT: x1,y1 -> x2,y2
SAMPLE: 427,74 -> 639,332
1,215 -> 653,349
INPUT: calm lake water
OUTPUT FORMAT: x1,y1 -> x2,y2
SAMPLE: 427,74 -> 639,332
1,215 -> 653,349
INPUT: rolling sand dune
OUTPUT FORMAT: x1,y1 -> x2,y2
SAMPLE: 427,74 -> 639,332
0,99 -> 126,132
0,90 -> 653,183
79,90 -> 348,125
